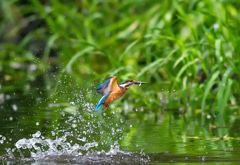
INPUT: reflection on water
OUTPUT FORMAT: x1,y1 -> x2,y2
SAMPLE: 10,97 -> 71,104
0,103 -> 240,164
0,77 -> 240,164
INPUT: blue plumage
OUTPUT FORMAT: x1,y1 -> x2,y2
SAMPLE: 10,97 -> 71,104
95,94 -> 108,111
97,77 -> 112,95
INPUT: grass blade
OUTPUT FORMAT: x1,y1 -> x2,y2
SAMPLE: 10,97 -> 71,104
201,71 -> 220,112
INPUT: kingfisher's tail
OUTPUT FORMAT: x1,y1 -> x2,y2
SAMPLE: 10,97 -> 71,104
95,94 -> 108,111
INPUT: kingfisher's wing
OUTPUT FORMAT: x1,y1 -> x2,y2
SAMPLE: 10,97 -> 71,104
97,77 -> 113,95
95,93 -> 110,111
110,76 -> 121,93
97,76 -> 121,95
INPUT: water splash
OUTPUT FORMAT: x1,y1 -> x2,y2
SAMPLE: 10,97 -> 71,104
14,132 -> 112,157
11,131 -> 150,164
0,135 -> 6,144
0,86 -> 150,164
15,131 -> 98,159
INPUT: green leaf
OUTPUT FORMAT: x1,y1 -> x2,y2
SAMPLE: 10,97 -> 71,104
176,59 -> 198,80
62,47 -> 94,73
201,71 -> 220,112
137,49 -> 178,77
119,40 -> 139,61
173,53 -> 188,68
44,34 -> 59,60
217,68 -> 233,113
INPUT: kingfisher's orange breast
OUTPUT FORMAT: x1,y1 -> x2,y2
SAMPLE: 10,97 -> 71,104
104,90 -> 125,105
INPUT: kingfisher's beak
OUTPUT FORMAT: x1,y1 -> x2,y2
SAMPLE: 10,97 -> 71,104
133,81 -> 147,85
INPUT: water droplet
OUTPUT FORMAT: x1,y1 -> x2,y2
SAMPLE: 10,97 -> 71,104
214,23 -> 219,31
51,131 -> 55,136
32,131 -> 41,138
12,104 -> 17,111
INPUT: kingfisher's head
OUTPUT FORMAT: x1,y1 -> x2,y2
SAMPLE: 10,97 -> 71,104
119,79 -> 147,90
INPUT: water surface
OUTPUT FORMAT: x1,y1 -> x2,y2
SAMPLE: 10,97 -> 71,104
0,79 -> 240,164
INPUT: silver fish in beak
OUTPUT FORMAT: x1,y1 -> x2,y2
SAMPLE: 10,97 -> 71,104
133,81 -> 147,86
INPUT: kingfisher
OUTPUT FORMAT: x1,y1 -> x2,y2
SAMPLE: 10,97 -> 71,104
95,76 -> 147,111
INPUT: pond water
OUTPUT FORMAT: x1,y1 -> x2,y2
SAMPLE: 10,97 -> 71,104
0,78 -> 240,164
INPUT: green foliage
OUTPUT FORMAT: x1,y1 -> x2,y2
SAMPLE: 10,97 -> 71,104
1,0 -> 240,114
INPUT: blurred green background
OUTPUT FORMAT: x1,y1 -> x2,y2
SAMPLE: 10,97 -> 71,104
1,0 -> 239,114
1,0 -> 240,163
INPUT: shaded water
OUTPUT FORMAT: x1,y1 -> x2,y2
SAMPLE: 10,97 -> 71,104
0,76 -> 240,164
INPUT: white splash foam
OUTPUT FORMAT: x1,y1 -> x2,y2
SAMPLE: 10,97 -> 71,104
15,131 -> 98,159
